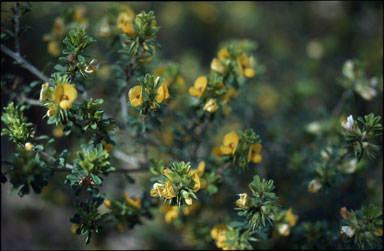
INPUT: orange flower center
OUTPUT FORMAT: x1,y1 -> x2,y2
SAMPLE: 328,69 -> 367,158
198,87 -> 203,91
60,95 -> 69,102
229,142 -> 234,148
136,94 -> 140,99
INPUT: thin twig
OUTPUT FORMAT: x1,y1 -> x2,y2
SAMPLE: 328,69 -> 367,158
13,2 -> 21,55
332,90 -> 350,117
1,43 -> 52,84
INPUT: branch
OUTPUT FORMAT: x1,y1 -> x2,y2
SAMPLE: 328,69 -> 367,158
13,2 -> 21,55
1,43 -> 52,84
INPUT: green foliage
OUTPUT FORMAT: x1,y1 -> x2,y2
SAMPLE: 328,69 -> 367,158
70,197 -> 109,244
237,175 -> 279,231
7,150 -> 51,197
341,204 -> 383,250
1,102 -> 34,147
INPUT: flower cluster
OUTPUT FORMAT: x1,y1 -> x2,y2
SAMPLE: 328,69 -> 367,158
150,161 -> 206,206
275,208 -> 299,236
218,129 -> 262,169
128,74 -> 169,113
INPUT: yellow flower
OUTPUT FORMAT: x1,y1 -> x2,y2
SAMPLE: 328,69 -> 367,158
203,99 -> 219,113
117,11 -> 135,31
211,224 -> 231,249
52,83 -> 77,110
218,48 -> 230,60
164,180 -> 176,199
374,228 -> 383,236
189,170 -> 201,192
220,131 -> 239,155
211,58 -> 224,73
185,197 -> 193,205
278,223 -> 290,236
150,183 -> 164,197
47,41 -> 60,56
161,204 -> 179,223
189,76 -> 207,97
285,208 -> 298,227
156,84 -> 169,103
196,161 -> 205,177
237,53 -> 256,78
71,224 -> 79,234
163,168 -> 173,179
124,192 -> 141,210
47,107 -> 56,117
104,199 -> 112,210
122,19 -> 136,37
52,17 -> 66,37
53,126 -> 64,138
39,83 -> 50,102
222,87 -> 239,103
236,193 -> 250,208
128,85 -> 143,107
24,142 -> 33,151
101,140 -> 113,153
212,146 -> 222,160
308,179 -> 322,193
247,143 -> 262,163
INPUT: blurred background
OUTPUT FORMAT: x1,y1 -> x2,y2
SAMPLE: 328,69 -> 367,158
1,1 -> 383,250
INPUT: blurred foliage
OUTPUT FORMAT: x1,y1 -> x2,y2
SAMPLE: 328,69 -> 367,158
1,1 -> 383,250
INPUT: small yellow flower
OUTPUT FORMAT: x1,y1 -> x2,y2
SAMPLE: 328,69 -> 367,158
52,17 -> 66,37
150,183 -> 164,197
117,11 -> 135,31
189,170 -> 201,192
211,224 -> 231,249
218,48 -> 230,61
203,99 -> 219,113
52,83 -> 78,110
237,53 -> 256,78
196,161 -> 205,177
185,197 -> 193,205
47,41 -> 60,56
161,204 -> 179,223
164,180 -> 176,199
285,208 -> 298,227
211,58 -> 224,73
278,223 -> 290,236
374,228 -> 383,236
122,19 -> 136,37
47,108 -> 56,117
222,87 -> 239,103
223,105 -> 232,116
39,83 -> 50,102
156,84 -> 170,103
163,168 -> 173,179
308,179 -> 322,193
236,193 -> 250,208
128,85 -> 143,107
212,146 -> 222,160
71,224 -> 79,234
247,143 -> 262,163
53,126 -> 64,138
104,199 -> 112,210
24,142 -> 33,151
189,76 -> 207,97
124,192 -> 141,210
220,131 -> 239,155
